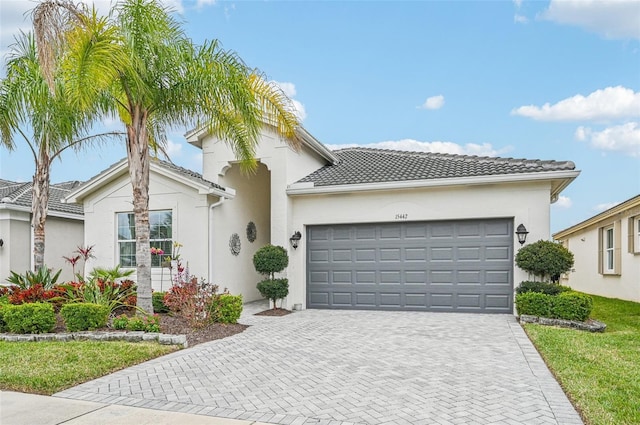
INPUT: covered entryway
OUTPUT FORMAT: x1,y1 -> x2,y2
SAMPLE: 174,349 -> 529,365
307,218 -> 514,313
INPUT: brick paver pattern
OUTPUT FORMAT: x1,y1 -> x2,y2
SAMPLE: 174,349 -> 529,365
55,303 -> 583,425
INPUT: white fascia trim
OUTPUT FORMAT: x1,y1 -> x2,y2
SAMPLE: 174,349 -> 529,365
296,127 -> 339,165
0,203 -> 83,220
148,163 -> 235,199
287,170 -> 581,195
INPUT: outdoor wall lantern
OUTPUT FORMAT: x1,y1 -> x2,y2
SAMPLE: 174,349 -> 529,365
290,231 -> 302,249
0,238 -> 3,247
516,224 -> 529,245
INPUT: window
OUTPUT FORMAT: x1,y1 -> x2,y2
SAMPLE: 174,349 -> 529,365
599,221 -> 621,275
117,210 -> 172,267
629,216 -> 640,254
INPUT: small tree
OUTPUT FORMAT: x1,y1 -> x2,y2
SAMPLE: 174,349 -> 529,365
515,240 -> 574,282
253,245 -> 289,310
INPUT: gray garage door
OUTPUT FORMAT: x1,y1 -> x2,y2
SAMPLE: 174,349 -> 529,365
307,219 -> 514,313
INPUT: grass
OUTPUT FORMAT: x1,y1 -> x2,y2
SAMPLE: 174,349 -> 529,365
523,295 -> 640,425
0,341 -> 178,395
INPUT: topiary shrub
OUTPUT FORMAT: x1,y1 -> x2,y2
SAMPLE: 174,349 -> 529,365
551,292 -> 593,322
210,293 -> 243,324
516,281 -> 572,296
515,240 -> 574,282
257,278 -> 289,310
515,292 -> 552,318
2,302 -> 56,334
60,303 -> 109,332
253,245 -> 289,279
152,291 -> 169,313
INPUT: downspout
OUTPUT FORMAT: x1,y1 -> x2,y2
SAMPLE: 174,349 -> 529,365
208,198 -> 225,284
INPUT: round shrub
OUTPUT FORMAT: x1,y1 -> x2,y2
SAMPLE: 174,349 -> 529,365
551,292 -> 593,322
152,291 -> 169,313
515,240 -> 574,282
253,245 -> 289,279
257,278 -> 289,309
210,293 -> 243,324
516,281 -> 572,296
515,292 -> 552,318
0,306 -> 7,333
60,303 -> 109,332
2,302 -> 56,334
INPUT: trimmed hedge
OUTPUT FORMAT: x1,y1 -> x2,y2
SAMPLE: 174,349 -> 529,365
60,303 -> 109,332
211,294 -> 243,324
152,291 -> 169,313
516,281 -> 572,296
2,302 -> 56,334
516,291 -> 593,322
0,306 -> 7,333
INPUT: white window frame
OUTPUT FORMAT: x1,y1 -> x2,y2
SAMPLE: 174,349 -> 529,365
603,225 -> 614,273
636,217 -> 640,254
117,210 -> 173,268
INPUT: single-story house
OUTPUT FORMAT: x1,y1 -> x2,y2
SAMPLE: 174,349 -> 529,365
64,125 -> 579,314
0,180 -> 84,283
553,194 -> 640,303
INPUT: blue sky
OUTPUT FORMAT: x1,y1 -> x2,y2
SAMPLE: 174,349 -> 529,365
0,0 -> 639,234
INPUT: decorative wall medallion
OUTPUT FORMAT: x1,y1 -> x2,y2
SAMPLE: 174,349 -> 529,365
246,221 -> 257,243
229,233 -> 241,256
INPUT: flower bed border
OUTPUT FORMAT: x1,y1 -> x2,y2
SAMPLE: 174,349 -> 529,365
0,331 -> 188,347
519,314 -> 606,332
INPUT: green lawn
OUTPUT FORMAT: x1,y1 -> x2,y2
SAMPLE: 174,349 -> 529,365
523,295 -> 640,425
0,341 -> 177,395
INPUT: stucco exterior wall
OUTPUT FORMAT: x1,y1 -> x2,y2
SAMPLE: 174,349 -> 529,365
287,182 -> 554,310
213,163 -> 270,300
80,172 -> 214,292
43,217 -> 84,282
558,207 -> 640,302
0,209 -> 31,284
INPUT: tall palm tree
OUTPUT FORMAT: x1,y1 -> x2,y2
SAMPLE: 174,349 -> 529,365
0,32 -> 119,271
32,0 -> 301,313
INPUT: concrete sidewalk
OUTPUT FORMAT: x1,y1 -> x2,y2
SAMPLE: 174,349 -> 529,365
0,391 -> 267,425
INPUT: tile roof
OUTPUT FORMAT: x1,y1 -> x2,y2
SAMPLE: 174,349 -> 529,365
0,180 -> 84,215
151,158 -> 226,192
297,148 -> 576,187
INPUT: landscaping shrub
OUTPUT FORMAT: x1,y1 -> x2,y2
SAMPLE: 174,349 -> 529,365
6,267 -> 61,290
111,314 -> 160,332
257,279 -> 289,309
515,292 -> 552,318
515,240 -> 574,282
60,303 -> 109,332
551,292 -> 593,322
6,284 -> 59,305
253,245 -> 288,279
112,314 -> 129,330
210,293 -> 243,324
2,302 -> 56,334
0,306 -> 7,333
164,275 -> 219,327
516,281 -> 572,296
152,291 -> 169,313
57,278 -> 137,316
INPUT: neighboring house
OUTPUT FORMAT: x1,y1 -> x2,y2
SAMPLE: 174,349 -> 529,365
553,195 -> 640,303
0,179 -> 84,283
65,126 -> 579,314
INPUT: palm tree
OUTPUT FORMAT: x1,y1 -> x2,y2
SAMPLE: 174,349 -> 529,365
32,0 -> 301,313
0,32 -> 119,271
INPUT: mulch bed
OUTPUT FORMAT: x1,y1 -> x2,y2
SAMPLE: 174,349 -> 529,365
254,308 -> 292,317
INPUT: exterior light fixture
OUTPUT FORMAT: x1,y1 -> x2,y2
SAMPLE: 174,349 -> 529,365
0,238 -> 3,247
290,231 -> 302,249
515,224 -> 529,245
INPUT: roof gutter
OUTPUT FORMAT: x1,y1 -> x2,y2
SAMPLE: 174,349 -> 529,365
287,170 -> 581,196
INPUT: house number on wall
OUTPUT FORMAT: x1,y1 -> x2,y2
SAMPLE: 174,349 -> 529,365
395,213 -> 408,220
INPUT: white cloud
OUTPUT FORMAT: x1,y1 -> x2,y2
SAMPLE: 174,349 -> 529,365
326,139 -> 512,157
553,196 -> 573,209
541,0 -> 640,40
514,14 -> 529,24
575,122 -> 640,157
164,139 -> 183,157
272,80 -> 307,121
196,0 -> 216,8
513,0 -> 523,8
594,201 -> 621,212
512,86 -> 640,121
419,95 -> 445,110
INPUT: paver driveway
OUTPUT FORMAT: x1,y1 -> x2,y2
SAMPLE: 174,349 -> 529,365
55,303 -> 583,425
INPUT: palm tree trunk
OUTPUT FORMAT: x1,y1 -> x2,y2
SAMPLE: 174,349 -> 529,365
127,107 -> 153,314
32,147 -> 51,271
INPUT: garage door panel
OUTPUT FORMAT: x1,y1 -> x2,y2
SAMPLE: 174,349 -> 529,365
307,219 -> 513,313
